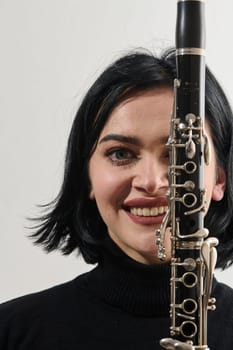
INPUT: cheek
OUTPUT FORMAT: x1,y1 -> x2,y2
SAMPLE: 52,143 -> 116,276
91,171 -> 131,227
90,165 -> 131,207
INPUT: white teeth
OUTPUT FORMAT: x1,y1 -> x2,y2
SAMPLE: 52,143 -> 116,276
131,208 -> 136,215
150,207 -> 158,216
138,208 -> 143,215
158,206 -> 164,214
130,206 -> 168,217
142,208 -> 150,216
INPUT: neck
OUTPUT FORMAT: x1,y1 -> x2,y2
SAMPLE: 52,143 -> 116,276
87,238 -> 171,316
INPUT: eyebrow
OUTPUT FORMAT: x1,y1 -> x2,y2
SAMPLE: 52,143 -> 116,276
99,133 -> 169,146
99,134 -> 142,146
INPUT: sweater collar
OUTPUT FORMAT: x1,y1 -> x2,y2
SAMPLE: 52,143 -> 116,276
86,239 -> 170,317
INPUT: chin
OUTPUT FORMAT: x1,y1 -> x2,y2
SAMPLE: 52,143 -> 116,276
135,235 -> 157,252
133,244 -> 158,263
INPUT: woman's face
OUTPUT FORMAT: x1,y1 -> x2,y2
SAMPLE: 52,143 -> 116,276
89,87 -> 225,264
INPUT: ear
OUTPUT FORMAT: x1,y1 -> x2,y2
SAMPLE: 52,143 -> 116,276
212,167 -> 226,201
89,188 -> 95,200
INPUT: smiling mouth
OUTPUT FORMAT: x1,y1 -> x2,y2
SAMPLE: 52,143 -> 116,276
129,206 -> 168,217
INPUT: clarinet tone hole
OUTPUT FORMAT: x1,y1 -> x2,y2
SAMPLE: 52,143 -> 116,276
182,272 -> 197,288
180,321 -> 197,339
183,299 -> 197,314
183,193 -> 197,208
184,161 -> 197,174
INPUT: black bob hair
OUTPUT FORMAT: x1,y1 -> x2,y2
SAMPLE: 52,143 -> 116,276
31,49 -> 233,269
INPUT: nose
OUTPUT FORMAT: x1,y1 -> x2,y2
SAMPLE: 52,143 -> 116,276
131,156 -> 168,195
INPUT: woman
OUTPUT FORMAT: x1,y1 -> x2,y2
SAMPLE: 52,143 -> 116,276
0,49 -> 233,350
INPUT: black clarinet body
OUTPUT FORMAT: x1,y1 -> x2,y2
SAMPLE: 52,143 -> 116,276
176,0 -> 206,240
158,1 -> 218,349
175,0 -> 206,344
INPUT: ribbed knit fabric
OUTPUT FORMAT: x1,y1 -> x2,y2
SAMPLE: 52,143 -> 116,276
0,241 -> 233,349
88,239 -> 170,316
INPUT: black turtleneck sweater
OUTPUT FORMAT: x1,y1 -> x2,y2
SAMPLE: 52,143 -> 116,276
1,243 -> 233,350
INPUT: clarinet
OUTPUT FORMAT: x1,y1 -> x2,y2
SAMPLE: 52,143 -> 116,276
156,1 -> 218,349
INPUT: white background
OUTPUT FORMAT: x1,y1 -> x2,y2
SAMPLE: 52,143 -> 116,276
1,0 -> 233,303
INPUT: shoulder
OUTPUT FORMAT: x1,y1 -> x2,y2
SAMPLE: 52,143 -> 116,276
211,277 -> 233,318
0,272 -> 90,349
213,277 -> 233,306
1,274 -> 81,311
208,277 -> 233,349
0,270 -> 92,316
